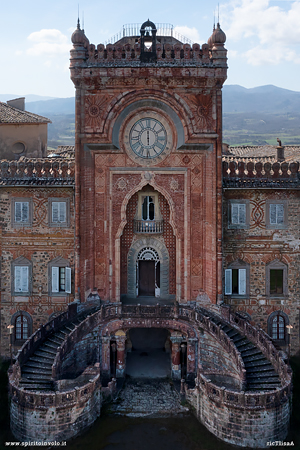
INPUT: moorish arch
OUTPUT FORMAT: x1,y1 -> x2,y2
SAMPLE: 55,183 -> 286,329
117,183 -> 178,300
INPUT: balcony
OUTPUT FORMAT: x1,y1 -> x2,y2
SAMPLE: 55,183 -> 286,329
133,219 -> 163,234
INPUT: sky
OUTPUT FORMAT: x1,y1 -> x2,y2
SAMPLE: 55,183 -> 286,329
1,0 -> 300,98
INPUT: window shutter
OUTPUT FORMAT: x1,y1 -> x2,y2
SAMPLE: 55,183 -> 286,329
276,204 -> 284,224
15,202 -> 22,222
238,204 -> 246,224
59,202 -> 67,223
231,204 -> 239,224
21,266 -> 29,292
270,204 -> 277,224
15,266 -> 22,292
21,202 -> 29,222
225,269 -> 232,295
52,267 -> 59,293
65,267 -> 71,293
238,268 -> 246,295
52,202 -> 59,223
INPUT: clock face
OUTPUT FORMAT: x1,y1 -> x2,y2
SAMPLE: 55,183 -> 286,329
129,118 -> 167,159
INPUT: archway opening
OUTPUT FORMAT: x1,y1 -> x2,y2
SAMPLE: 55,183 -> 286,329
126,328 -> 171,378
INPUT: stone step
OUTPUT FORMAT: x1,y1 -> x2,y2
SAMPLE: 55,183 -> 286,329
43,341 -> 59,350
235,342 -> 256,352
231,335 -> 248,344
246,372 -> 279,380
28,356 -> 53,366
226,330 -> 240,339
48,337 -> 64,346
23,360 -> 53,370
243,354 -> 269,364
247,379 -> 281,387
34,349 -> 56,360
38,345 -> 57,355
245,360 -> 275,373
22,367 -> 52,376
19,381 -> 54,391
21,372 -> 52,380
246,384 -> 281,391
240,348 -> 263,358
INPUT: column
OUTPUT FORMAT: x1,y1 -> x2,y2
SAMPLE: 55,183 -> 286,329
170,338 -> 181,380
187,338 -> 197,381
101,337 -> 110,377
116,336 -> 126,377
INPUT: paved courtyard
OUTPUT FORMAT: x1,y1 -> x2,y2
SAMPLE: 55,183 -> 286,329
110,379 -> 189,417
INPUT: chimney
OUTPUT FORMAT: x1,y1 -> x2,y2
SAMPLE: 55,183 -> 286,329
7,97 -> 25,111
276,138 -> 285,162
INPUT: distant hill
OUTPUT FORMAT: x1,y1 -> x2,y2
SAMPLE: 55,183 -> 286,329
26,97 -> 75,115
223,84 -> 300,113
2,85 -> 300,147
0,94 -> 58,103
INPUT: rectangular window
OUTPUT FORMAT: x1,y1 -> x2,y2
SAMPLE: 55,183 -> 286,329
269,204 -> 284,225
15,202 -> 29,223
231,203 -> 246,225
225,268 -> 246,295
228,200 -> 249,229
270,269 -> 283,294
14,266 -> 29,293
12,198 -> 32,227
52,202 -> 67,224
52,266 -> 71,293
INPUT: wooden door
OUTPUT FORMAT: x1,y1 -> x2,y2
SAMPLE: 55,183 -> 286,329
139,260 -> 155,296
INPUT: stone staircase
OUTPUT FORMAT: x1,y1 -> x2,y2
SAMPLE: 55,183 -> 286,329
208,313 -> 281,391
19,311 -> 95,391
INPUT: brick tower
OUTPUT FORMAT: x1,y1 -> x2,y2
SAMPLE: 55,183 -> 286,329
70,20 -> 227,304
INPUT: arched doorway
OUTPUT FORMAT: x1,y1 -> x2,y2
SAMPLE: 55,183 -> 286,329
137,247 -> 160,297
126,328 -> 171,378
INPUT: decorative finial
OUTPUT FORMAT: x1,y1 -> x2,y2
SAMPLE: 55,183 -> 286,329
77,4 -> 80,28
218,2 -> 220,24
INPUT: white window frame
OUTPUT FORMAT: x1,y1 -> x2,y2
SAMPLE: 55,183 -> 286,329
48,198 -> 70,227
11,198 -> 33,227
48,257 -> 72,295
266,200 -> 287,229
225,261 -> 249,297
51,266 -> 71,294
228,200 -> 250,229
11,257 -> 32,296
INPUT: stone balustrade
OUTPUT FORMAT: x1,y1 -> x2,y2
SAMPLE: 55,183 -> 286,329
222,158 -> 300,188
0,159 -> 75,185
220,304 -> 291,384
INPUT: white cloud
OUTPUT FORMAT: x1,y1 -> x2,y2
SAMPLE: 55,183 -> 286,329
222,0 -> 300,65
173,26 -> 202,44
26,29 -> 70,57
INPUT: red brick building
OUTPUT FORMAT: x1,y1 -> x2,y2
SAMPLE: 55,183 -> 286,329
0,21 -> 299,359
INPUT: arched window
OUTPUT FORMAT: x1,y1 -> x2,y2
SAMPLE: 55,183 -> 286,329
267,311 -> 289,343
12,311 -> 32,342
272,315 -> 285,340
15,315 -> 28,340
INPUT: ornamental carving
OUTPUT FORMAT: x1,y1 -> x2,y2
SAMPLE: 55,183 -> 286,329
85,94 -> 113,131
184,94 -> 214,132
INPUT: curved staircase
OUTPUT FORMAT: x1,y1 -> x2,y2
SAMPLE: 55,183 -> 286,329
19,310 -> 97,391
206,312 -> 281,391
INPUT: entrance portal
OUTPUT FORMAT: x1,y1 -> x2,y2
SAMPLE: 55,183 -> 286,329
139,260 -> 155,296
137,247 -> 160,297
126,328 -> 171,378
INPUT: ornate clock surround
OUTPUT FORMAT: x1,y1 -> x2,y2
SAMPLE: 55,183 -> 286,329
121,108 -> 175,166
